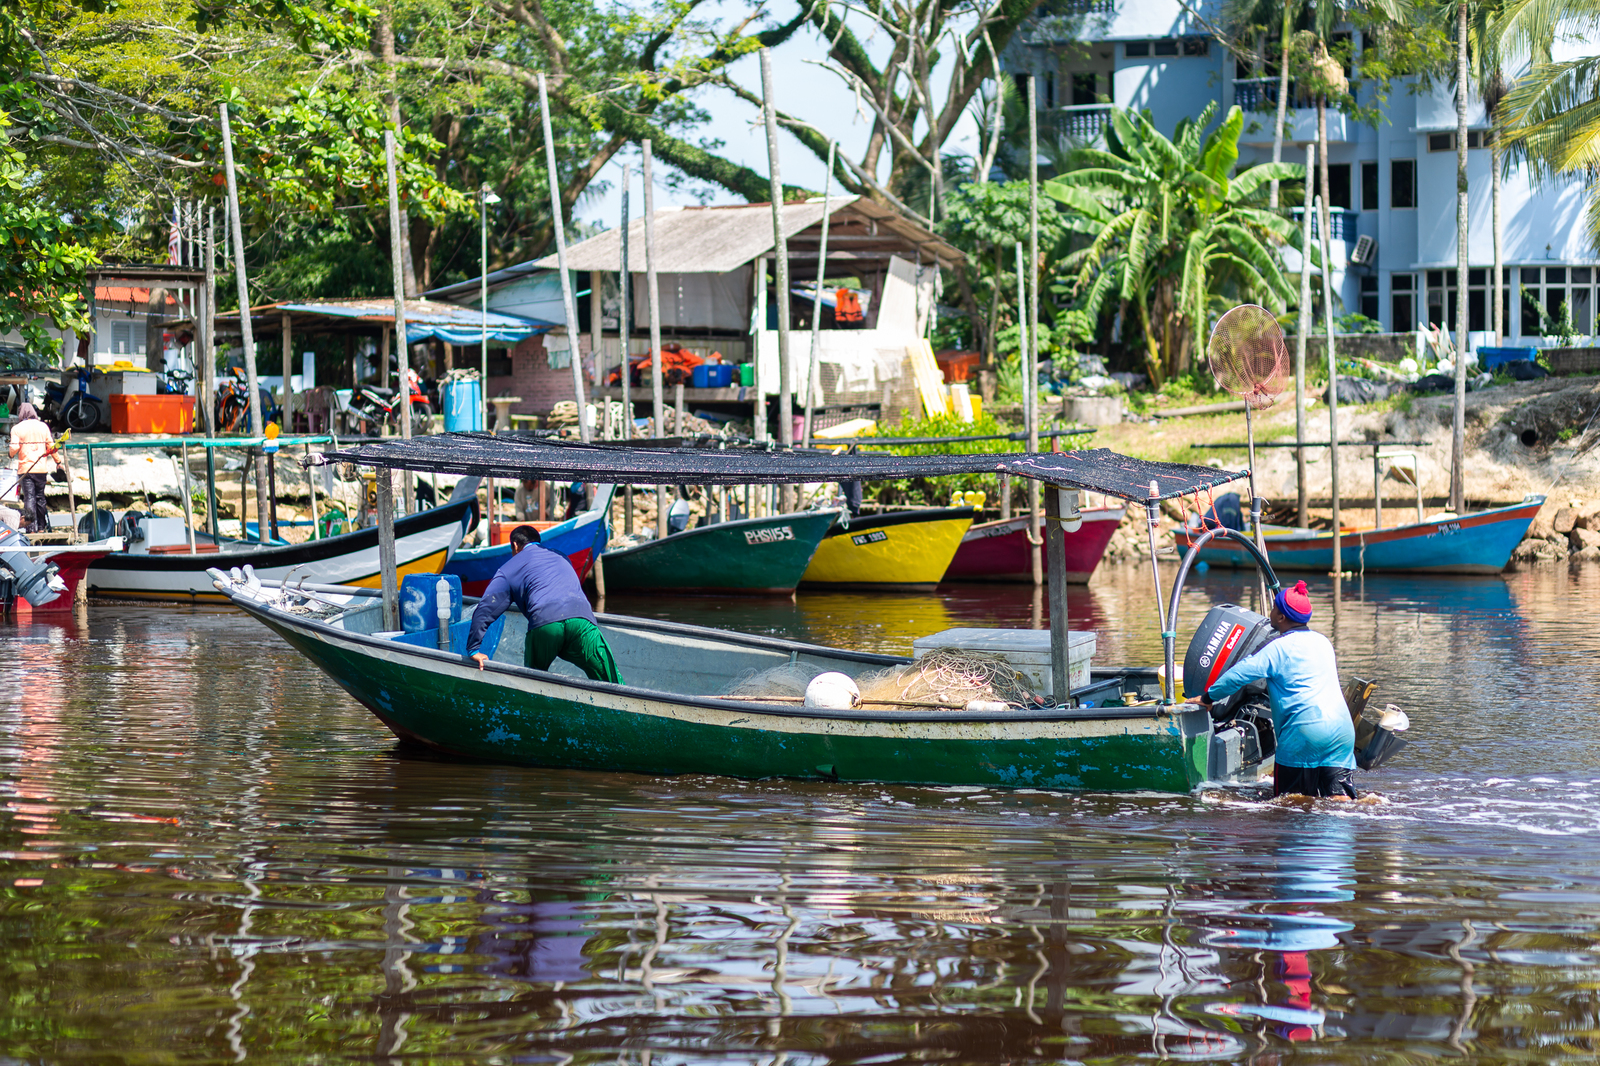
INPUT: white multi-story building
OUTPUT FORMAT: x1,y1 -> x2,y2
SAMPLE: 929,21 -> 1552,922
1008,0 -> 1593,345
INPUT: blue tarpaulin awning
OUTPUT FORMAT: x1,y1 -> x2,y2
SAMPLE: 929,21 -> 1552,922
210,298 -> 553,345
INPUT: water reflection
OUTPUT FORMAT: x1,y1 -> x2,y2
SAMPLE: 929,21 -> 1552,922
3,568 -> 1600,1060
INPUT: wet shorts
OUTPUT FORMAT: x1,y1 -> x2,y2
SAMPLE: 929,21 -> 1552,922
1275,763 -> 1357,799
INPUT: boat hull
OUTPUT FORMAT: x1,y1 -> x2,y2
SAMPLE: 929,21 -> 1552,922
1176,498 -> 1545,574
945,507 -> 1125,584
86,500 -> 473,602
238,598 -> 1211,793
601,511 -> 838,595
444,506 -> 610,595
801,507 -> 975,590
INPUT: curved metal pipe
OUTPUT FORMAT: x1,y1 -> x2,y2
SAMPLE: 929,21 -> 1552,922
1161,527 -> 1283,705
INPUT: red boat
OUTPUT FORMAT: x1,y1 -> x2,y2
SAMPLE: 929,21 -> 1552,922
11,543 -> 113,616
943,505 -> 1125,584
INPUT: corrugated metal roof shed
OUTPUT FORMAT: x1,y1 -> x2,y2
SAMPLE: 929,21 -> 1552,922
532,196 -> 964,274
206,299 -> 551,344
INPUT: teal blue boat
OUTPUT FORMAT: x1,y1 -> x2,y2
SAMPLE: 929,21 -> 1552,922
601,510 -> 840,595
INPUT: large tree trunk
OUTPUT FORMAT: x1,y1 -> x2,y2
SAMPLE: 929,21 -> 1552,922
1451,0 -> 1469,514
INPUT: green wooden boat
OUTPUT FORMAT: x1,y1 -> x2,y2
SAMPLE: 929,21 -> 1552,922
600,510 -> 840,595
211,574 -> 1223,793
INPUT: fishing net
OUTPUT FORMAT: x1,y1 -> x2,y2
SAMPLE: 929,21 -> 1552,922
724,663 -> 825,700
1209,304 -> 1289,410
855,650 -> 1038,708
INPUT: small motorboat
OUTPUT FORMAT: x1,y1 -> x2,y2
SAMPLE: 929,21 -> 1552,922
799,506 -> 976,591
601,510 -> 841,595
943,505 -> 1125,584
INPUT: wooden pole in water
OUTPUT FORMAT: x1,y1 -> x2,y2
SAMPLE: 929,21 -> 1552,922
1027,75 -> 1042,590
760,48 -> 794,471
538,72 -> 591,444
1316,193 -> 1341,576
304,442 -> 320,538
86,447 -> 96,525
1295,144 -> 1314,528
619,163 -> 632,441
219,102 -> 270,536
802,140 -> 836,447
1044,484 -> 1069,703
281,310 -> 293,434
205,446 -> 217,537
643,139 -> 667,535
376,467 -> 399,631
383,129 -> 415,515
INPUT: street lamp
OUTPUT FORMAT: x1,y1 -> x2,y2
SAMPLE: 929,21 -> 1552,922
480,184 -> 501,432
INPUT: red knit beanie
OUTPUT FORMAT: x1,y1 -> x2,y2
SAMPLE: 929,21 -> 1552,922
1275,580 -> 1313,623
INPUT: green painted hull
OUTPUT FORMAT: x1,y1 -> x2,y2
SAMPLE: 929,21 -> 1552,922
601,510 -> 839,594
240,599 -> 1213,793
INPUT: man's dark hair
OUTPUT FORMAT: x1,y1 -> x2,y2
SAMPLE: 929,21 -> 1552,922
509,524 -> 541,549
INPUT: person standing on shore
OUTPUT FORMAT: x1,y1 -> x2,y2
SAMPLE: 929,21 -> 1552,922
8,404 -> 59,534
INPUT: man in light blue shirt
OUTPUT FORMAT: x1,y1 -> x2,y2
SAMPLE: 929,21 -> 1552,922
1190,580 -> 1356,798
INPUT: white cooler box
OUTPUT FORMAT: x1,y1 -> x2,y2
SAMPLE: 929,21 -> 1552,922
912,627 -> 1097,696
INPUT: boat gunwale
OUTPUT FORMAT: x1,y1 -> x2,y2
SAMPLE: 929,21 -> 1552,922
823,506 -> 976,537
963,506 -> 1126,539
89,498 -> 475,572
599,508 -> 842,562
1175,496 -> 1544,549
232,591 -> 1167,726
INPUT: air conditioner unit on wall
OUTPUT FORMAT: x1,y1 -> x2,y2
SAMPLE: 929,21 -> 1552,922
1350,234 -> 1377,266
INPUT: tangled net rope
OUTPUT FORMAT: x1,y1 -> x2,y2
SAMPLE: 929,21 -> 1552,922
722,651 -> 1040,709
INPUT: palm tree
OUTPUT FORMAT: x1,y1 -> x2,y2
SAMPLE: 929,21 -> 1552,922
1044,104 -> 1306,384
1222,0 -> 1304,208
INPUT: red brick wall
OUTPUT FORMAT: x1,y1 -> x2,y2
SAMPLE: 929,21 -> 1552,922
487,334 -> 594,418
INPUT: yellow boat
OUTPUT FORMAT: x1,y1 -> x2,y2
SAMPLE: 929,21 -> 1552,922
800,506 -> 976,591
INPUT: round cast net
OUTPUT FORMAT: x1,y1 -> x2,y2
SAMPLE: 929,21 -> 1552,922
1208,304 -> 1289,410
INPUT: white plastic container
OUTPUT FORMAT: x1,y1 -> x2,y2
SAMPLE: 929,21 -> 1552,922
911,627 -> 1097,695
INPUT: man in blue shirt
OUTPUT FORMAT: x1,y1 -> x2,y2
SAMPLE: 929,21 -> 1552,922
1190,581 -> 1357,798
466,524 -> 623,683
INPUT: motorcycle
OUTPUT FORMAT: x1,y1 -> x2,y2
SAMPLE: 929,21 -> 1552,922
213,368 -> 280,433
348,369 -> 433,435
43,364 -> 107,432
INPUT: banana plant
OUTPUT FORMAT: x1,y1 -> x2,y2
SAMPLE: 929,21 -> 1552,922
1044,103 -> 1311,385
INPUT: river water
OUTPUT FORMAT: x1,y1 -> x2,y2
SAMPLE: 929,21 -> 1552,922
3,563 -> 1599,1063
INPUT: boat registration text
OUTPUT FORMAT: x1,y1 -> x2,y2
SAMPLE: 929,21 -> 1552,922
745,526 -> 795,545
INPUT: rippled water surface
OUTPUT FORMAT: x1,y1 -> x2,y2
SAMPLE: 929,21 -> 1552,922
4,563 -> 1600,1063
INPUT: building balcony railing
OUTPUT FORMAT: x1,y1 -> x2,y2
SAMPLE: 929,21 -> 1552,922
1041,104 -> 1115,141
1292,206 -> 1358,241
1233,77 -> 1317,113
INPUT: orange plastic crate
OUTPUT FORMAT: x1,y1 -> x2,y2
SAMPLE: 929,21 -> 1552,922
110,394 -> 195,434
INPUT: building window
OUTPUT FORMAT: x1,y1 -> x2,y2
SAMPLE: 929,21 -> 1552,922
1360,275 -> 1380,320
1520,265 -> 1593,337
1322,163 -> 1352,210
1361,162 -> 1379,211
1072,72 -> 1097,105
1181,37 -> 1210,56
1125,41 -> 1149,57
1392,273 -> 1415,332
1153,39 -> 1178,56
1391,160 -> 1416,208
1428,132 -> 1453,151
1429,268 -> 1506,333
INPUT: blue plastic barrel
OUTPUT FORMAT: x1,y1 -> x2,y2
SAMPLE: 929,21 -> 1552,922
443,378 -> 484,431
400,573 -> 462,634
1477,346 -> 1540,370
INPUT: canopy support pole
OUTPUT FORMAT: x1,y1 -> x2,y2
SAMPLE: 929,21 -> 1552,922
1045,485 -> 1070,704
1027,76 -> 1042,590
86,447 -> 96,522
1145,481 -> 1174,704
180,443 -> 197,554
1294,144 -> 1314,528
643,139 -> 667,535
305,442 -> 321,538
376,468 -> 399,632
1317,192 -> 1341,576
205,446 -> 217,537
537,73 -> 590,444
802,139 -> 835,448
281,310 -> 293,433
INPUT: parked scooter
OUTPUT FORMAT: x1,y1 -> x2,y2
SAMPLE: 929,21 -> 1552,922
214,368 -> 280,432
348,369 -> 433,434
42,364 -> 107,431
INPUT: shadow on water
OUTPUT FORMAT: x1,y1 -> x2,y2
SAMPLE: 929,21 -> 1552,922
1,565 -> 1599,1061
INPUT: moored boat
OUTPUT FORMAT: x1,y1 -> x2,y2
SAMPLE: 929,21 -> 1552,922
944,505 -> 1125,584
601,510 -> 840,595
800,507 -> 975,591
443,490 -> 612,595
86,498 -> 473,602
1176,496 -> 1544,574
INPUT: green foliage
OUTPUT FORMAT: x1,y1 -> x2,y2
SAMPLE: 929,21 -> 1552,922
1538,299 -> 1582,347
939,181 -> 1069,360
1336,311 -> 1385,333
863,411 -> 1035,508
0,116 -> 98,359
1045,103 -> 1310,386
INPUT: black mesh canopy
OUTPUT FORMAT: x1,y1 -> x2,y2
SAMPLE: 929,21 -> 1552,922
314,433 -> 1245,502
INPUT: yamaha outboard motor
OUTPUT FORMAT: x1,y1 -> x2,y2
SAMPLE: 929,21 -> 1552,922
1184,603 -> 1274,712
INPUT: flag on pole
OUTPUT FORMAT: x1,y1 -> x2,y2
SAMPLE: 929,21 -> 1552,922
168,204 -> 182,265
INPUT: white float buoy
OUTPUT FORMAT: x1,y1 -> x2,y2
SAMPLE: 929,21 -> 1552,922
804,672 -> 861,709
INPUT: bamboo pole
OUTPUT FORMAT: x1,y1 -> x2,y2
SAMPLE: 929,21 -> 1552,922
643,139 -> 666,536
1045,486 -> 1069,703
383,129 -> 415,515
376,468 -> 398,632
1316,193 -> 1341,576
620,163 -> 633,534
760,49 -> 794,463
538,74 -> 591,444
218,102 -> 271,539
202,207 -> 216,436
304,442 -> 321,538
180,443 -> 196,554
1295,144 -> 1314,528
281,309 -> 293,434
802,140 -> 836,448
1027,75 -> 1042,589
